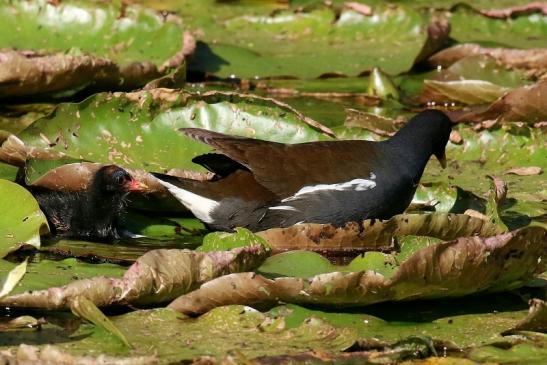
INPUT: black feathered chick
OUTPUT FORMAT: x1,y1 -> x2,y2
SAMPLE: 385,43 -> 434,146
30,165 -> 146,241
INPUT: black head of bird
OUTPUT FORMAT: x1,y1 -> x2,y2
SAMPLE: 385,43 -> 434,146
92,165 -> 147,195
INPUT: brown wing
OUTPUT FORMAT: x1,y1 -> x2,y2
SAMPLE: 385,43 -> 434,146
182,128 -> 378,197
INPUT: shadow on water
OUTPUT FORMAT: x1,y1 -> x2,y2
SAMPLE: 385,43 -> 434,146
187,41 -> 231,81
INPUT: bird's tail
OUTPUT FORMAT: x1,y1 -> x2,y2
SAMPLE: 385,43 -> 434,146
152,173 -> 219,224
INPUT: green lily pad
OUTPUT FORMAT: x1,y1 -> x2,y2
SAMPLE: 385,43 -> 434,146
0,258 -> 125,296
258,250 -> 333,278
272,298 -> 531,348
450,6 -> 547,49
9,89 -> 331,177
1,306 -> 356,361
200,227 -> 269,252
0,259 -> 28,298
0,180 -> 48,258
187,4 -> 435,78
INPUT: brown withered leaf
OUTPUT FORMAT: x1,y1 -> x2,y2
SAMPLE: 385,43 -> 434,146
413,16 -> 451,65
428,44 -> 547,73
479,2 -> 547,19
506,166 -> 543,176
257,213 -> 502,253
504,298 -> 547,334
344,2 -> 373,16
170,227 -> 546,315
343,108 -> 404,136
0,50 -> 118,98
0,245 -> 269,309
447,79 -> 547,123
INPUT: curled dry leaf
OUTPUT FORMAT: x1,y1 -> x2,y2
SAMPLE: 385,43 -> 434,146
71,296 -> 132,348
0,245 -> 269,309
447,79 -> 547,123
24,161 -> 166,194
257,213 -> 502,253
344,2 -> 373,16
421,79 -> 509,105
504,299 -> 547,334
413,16 -> 451,65
479,2 -> 547,19
0,1 -> 192,98
428,44 -> 547,73
0,50 -> 118,98
506,166 -> 543,176
170,227 -> 545,315
343,108 -> 403,136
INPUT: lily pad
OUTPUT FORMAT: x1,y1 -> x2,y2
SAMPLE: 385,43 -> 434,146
0,0 -> 191,97
272,298 -> 531,348
169,226 -> 546,314
200,227 -> 269,252
428,44 -> 547,74
0,306 -> 356,361
0,179 -> 48,258
257,213 -> 501,252
2,89 -> 332,175
187,4 -> 444,78
450,5 -> 547,49
0,245 -> 269,309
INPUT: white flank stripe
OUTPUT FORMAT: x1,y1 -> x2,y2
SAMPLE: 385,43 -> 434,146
268,205 -> 300,212
283,173 -> 377,202
157,179 -> 219,224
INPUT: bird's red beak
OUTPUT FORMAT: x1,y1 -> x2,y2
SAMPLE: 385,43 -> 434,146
126,179 -> 148,192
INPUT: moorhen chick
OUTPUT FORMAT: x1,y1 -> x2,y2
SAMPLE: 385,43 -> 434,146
155,110 -> 452,232
30,165 -> 146,241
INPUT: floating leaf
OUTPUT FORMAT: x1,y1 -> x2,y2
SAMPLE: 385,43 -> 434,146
0,259 -> 27,298
0,1 -> 191,97
1,89 -> 332,173
169,227 -> 546,314
422,79 -> 509,105
200,227 -> 270,252
70,296 -> 131,348
0,245 -> 269,309
428,44 -> 547,74
0,180 -> 48,258
450,5 -> 547,49
367,68 -> 400,100
257,213 -> 501,252
187,4 -> 444,78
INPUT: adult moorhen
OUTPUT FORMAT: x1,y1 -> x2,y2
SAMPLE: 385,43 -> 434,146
30,165 -> 146,241
155,109 -> 452,232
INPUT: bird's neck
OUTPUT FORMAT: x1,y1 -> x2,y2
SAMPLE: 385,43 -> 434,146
383,131 -> 434,182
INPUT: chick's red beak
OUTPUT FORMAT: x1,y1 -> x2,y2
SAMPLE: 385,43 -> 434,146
126,179 -> 148,192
